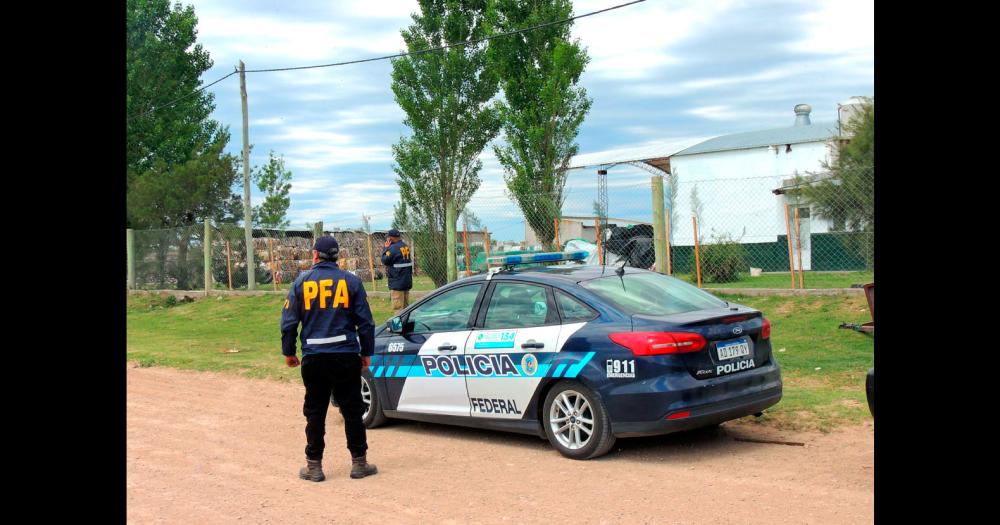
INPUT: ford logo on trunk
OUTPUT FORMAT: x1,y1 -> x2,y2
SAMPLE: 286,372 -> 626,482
732,326 -> 743,335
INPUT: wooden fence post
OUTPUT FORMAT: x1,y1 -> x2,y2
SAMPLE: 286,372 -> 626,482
692,216 -> 702,288
794,208 -> 805,289
204,221 -> 212,293
784,204 -> 795,289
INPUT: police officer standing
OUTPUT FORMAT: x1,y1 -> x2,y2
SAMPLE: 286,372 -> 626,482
380,228 -> 413,313
281,235 -> 378,481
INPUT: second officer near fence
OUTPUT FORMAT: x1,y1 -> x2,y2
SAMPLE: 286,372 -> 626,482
380,228 -> 413,313
281,235 -> 378,482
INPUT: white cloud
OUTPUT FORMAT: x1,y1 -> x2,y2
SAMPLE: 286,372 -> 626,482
625,56 -> 873,99
687,105 -> 779,122
251,117 -> 286,126
192,10 -> 406,66
571,0 -> 737,79
173,0 -> 871,229
264,125 -> 354,146
341,1 -> 419,20
791,0 -> 874,55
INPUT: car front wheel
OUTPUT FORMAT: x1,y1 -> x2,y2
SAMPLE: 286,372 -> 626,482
542,382 -> 616,460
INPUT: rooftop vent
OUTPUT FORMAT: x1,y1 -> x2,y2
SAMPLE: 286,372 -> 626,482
794,104 -> 812,126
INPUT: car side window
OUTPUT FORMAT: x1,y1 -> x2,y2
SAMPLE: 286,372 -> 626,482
556,291 -> 597,323
483,282 -> 557,329
408,284 -> 483,333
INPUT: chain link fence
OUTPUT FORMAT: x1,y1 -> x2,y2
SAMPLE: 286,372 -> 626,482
127,165 -> 872,291
598,165 -> 874,287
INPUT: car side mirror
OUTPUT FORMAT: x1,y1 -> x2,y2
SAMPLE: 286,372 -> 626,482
387,316 -> 403,334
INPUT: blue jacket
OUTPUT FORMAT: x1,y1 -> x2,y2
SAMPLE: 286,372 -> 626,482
280,260 -> 375,357
380,240 -> 413,291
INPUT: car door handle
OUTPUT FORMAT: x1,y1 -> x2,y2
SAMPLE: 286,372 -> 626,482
437,344 -> 457,351
521,340 -> 544,349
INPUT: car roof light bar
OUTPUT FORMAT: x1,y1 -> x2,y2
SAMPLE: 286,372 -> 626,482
486,251 -> 588,271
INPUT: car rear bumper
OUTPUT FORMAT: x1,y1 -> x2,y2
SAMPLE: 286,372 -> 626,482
611,384 -> 783,438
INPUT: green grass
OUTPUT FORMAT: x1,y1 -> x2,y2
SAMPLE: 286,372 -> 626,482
127,292 -> 396,382
716,292 -> 874,431
362,274 -> 437,293
141,270 -> 872,292
127,291 -> 874,431
671,270 -> 874,289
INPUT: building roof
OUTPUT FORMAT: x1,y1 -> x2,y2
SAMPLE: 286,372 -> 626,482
567,137 -> 709,173
675,121 -> 840,156
559,215 -> 651,226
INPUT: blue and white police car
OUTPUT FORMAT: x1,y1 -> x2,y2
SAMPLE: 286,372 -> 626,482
357,252 -> 782,460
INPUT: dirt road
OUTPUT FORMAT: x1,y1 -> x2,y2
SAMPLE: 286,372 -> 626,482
127,365 -> 874,524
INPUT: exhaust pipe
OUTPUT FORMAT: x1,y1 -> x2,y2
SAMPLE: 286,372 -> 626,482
754,412 -> 763,417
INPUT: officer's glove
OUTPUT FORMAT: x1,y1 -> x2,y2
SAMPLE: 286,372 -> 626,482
285,355 -> 300,368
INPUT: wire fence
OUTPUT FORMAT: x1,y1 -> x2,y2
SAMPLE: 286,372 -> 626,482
126,165 -> 873,292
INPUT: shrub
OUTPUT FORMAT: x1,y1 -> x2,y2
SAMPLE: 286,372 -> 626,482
692,233 -> 746,283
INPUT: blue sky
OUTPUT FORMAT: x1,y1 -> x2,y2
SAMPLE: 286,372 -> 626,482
185,0 -> 874,241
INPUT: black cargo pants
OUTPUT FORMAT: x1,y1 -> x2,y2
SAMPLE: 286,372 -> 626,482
300,353 -> 368,460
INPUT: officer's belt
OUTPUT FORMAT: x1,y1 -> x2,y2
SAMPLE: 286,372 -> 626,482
393,262 -> 413,268
307,335 -> 347,345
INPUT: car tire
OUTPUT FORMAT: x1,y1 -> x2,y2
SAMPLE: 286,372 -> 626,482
866,368 -> 874,418
542,381 -> 616,460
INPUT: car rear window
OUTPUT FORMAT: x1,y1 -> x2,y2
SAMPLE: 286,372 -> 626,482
581,273 -> 727,316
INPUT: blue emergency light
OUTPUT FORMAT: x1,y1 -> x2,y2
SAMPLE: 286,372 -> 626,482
487,250 -> 588,268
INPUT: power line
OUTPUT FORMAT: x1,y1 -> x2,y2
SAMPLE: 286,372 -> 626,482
128,69 -> 239,122
245,0 -> 646,73
128,0 -> 645,119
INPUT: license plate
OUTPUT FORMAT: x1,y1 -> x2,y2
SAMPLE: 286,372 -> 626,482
717,339 -> 751,360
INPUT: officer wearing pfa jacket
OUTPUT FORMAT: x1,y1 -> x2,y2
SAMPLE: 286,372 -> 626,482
280,235 -> 378,481
380,228 -> 413,313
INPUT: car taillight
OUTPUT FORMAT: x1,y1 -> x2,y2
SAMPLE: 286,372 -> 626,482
761,318 -> 771,339
608,332 -> 707,356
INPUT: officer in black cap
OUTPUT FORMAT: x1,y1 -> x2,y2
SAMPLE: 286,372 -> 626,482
380,228 -> 413,313
280,235 -> 378,481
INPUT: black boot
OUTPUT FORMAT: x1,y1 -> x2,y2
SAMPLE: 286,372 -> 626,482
350,455 -> 378,479
299,459 -> 325,482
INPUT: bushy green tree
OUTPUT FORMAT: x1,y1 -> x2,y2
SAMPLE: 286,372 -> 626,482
797,97 -> 874,268
127,0 -> 237,227
253,151 -> 292,229
489,0 -> 591,251
390,0 -> 501,285
127,0 -> 241,288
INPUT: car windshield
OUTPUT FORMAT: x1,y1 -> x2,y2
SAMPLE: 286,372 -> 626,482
581,272 -> 727,316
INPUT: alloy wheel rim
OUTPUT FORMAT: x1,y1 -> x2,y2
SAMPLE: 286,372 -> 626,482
549,390 -> 594,450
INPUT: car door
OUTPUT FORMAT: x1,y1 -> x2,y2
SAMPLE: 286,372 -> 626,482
464,281 -> 562,419
391,283 -> 485,417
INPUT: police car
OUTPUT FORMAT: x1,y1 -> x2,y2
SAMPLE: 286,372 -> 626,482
358,251 -> 782,460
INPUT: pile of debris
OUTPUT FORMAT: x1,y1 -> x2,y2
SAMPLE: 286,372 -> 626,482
324,229 -> 385,282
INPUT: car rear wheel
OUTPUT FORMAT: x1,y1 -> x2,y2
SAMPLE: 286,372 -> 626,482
542,382 -> 616,460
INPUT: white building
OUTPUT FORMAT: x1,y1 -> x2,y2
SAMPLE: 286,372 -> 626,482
668,103 -> 849,270
565,98 -> 869,271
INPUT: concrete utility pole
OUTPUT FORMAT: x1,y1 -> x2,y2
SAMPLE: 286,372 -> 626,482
240,60 -> 255,290
127,228 -> 135,290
